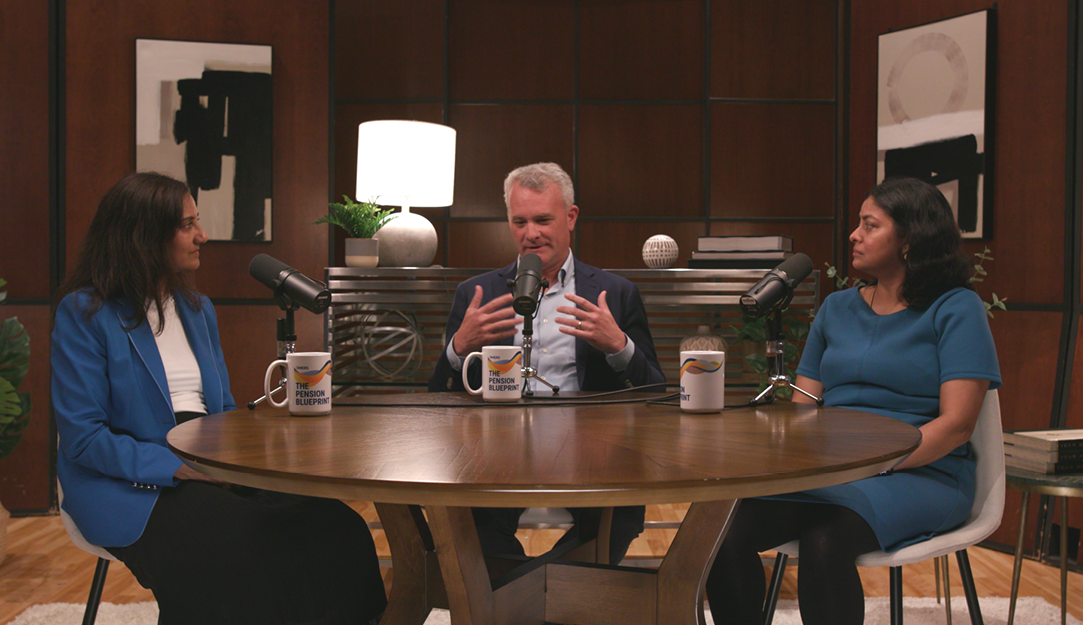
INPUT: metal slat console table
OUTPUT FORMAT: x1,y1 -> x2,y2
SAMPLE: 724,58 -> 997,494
325,267 -> 820,397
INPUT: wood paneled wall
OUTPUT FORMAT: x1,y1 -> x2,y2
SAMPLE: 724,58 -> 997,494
849,0 -> 1074,554
0,0 -> 331,513
62,0 -> 331,409
332,0 -> 842,272
0,1 -> 54,512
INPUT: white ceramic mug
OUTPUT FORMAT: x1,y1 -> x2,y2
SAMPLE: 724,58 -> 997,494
264,351 -> 333,416
679,350 -> 725,413
463,345 -> 523,402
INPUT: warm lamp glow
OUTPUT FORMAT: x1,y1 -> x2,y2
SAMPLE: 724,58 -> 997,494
356,120 -> 456,211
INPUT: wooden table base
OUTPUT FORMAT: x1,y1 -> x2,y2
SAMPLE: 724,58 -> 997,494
376,501 -> 740,625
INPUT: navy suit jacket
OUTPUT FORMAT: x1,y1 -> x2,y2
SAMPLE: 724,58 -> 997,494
53,291 -> 235,547
428,258 -> 665,393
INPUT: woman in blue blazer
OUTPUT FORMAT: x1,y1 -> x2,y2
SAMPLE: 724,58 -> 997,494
53,173 -> 386,625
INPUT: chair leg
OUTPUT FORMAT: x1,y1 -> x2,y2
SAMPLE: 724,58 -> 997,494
889,566 -> 904,625
955,549 -> 984,625
941,555 -> 952,625
935,553 -> 941,603
761,552 -> 788,625
83,557 -> 110,625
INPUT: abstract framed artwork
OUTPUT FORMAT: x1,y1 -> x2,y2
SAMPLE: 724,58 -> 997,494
877,9 -> 996,239
136,39 -> 273,242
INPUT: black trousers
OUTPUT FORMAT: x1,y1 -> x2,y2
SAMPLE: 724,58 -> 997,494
704,499 -> 880,625
471,505 -> 645,564
109,482 -> 387,625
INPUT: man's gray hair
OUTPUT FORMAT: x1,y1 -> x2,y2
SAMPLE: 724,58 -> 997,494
503,162 -> 575,210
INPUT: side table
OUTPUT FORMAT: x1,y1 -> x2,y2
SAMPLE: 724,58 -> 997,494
1006,466 -> 1083,625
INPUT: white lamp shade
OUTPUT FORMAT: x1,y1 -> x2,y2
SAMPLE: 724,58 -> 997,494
356,120 -> 456,208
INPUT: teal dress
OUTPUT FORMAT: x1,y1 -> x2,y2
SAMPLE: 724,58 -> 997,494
775,286 -> 1001,551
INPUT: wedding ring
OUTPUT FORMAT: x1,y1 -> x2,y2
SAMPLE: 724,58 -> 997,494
578,321 -> 582,330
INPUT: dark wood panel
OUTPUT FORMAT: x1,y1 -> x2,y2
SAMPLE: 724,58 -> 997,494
448,104 -> 575,218
448,0 -> 575,101
1063,316 -> 1083,431
710,0 -> 836,100
0,306 -> 53,512
710,102 -> 835,218
447,221 -> 519,269
849,0 -> 1068,305
578,104 -> 703,218
575,221 -> 706,270
706,221 -> 835,272
579,0 -> 705,101
987,311 -> 1059,433
65,0 -> 331,300
213,304 -> 324,409
334,0 -> 445,100
0,1 -> 51,299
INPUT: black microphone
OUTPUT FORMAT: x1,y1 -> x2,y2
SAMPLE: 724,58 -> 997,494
739,253 -> 813,318
249,254 -> 332,314
509,253 -> 549,316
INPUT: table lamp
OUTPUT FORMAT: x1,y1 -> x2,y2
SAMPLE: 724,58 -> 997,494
356,120 -> 456,267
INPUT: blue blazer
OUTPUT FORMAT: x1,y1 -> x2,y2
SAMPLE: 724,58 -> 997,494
52,291 -> 235,548
428,258 -> 665,393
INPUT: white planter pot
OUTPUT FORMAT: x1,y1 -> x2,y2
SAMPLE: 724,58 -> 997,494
345,238 -> 379,268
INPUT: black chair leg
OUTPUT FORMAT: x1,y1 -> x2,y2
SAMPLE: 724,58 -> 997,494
761,553 -> 788,625
955,549 -> 985,625
83,557 -> 110,625
889,566 -> 904,625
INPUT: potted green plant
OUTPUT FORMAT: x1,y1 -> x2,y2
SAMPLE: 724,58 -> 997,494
316,196 -> 395,268
0,278 -> 31,564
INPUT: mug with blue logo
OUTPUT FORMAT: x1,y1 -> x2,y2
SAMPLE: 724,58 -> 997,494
679,350 -> 725,413
463,345 -> 522,402
264,351 -> 333,416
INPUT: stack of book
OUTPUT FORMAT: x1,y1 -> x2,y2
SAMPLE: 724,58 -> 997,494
1003,429 -> 1083,474
689,235 -> 793,269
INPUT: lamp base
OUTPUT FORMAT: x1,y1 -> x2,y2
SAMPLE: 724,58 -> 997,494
374,211 -> 438,267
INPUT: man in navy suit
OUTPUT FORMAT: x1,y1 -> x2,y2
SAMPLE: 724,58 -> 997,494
428,162 -> 665,564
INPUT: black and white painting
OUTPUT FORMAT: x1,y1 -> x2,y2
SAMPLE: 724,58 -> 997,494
877,10 -> 995,239
136,39 -> 273,241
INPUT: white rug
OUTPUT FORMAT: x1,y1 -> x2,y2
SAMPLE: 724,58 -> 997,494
9,596 -> 1078,624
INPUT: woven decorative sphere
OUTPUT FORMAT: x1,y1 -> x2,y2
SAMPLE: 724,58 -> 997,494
642,234 -> 679,268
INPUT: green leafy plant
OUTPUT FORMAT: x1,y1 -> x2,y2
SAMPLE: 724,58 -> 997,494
970,247 -> 1007,318
0,278 -> 31,461
315,196 -> 395,239
731,308 -> 811,399
823,262 -> 867,290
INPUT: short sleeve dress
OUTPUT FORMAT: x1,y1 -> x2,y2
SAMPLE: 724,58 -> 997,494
773,286 -> 1001,552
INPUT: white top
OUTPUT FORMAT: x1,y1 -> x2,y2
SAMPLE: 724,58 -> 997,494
146,299 -> 206,415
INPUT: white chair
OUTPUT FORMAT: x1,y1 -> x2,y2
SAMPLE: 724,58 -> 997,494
762,390 -> 1004,625
58,482 -> 119,625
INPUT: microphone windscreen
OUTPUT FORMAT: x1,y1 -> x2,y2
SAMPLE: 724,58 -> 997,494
518,252 -> 543,277
249,253 -> 290,288
775,253 -> 813,285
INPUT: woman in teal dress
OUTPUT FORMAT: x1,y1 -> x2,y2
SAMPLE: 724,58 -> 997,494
705,177 -> 1001,625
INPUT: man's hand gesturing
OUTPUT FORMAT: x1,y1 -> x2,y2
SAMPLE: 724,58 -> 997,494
452,286 -> 518,356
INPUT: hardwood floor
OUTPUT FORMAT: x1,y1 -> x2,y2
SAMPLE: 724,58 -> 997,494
2,502 -> 1081,624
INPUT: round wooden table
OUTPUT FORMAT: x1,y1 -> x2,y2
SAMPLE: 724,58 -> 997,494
168,394 -> 921,625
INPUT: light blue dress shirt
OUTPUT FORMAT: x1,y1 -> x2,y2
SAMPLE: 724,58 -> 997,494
445,252 -> 636,393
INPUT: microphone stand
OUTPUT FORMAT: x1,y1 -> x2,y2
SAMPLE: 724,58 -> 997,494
749,307 -> 823,406
519,281 -> 559,397
248,293 -> 298,409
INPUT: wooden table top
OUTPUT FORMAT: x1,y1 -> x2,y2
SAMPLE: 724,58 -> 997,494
167,393 -> 921,508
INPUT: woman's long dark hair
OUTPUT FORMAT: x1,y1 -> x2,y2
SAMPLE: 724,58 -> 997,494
56,172 -> 200,331
868,177 -> 973,309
